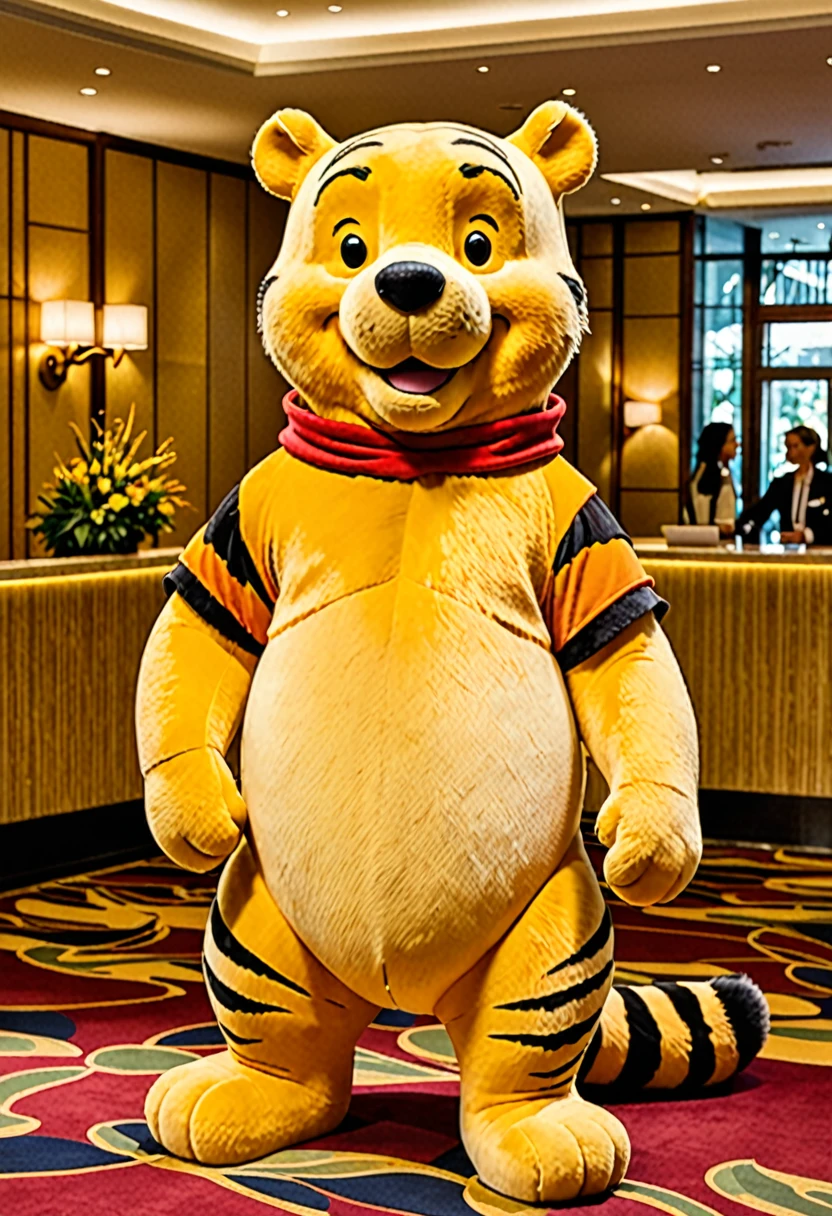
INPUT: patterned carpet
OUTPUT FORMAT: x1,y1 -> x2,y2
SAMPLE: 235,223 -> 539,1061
0,835 -> 830,1216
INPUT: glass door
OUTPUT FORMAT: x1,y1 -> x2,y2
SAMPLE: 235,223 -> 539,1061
758,321 -> 832,494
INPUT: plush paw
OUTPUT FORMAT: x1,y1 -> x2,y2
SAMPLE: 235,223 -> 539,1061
466,1095 -> 630,1203
145,1050 -> 344,1164
596,782 -> 702,906
143,748 -> 247,873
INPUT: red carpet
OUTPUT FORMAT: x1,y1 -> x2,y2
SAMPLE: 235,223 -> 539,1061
0,837 -> 830,1215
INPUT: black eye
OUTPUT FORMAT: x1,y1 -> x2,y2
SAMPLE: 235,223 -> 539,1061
464,231 -> 492,267
341,233 -> 367,269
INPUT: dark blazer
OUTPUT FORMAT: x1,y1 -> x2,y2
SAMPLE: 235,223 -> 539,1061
737,467 -> 832,544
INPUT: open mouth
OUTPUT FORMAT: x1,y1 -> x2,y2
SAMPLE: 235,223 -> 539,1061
374,357 -> 458,396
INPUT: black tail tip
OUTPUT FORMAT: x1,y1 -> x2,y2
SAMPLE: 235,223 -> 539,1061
710,973 -> 770,1072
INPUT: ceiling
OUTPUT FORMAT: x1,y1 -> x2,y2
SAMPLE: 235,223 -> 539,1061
1,0 -> 832,215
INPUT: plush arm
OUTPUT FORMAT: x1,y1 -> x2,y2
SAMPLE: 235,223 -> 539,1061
566,613 -> 701,907
136,593 -> 257,872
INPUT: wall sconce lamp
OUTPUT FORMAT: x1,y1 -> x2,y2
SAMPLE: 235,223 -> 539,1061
623,399 -> 662,428
39,300 -> 148,390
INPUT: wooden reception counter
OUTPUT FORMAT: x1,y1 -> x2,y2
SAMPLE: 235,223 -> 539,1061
1,542 -> 830,833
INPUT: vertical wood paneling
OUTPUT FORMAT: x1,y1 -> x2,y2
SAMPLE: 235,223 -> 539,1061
28,136 -> 88,230
0,129 -> 8,298
156,161 -> 207,547
0,301 -> 9,559
104,150 -> 155,443
11,132 -> 25,299
577,311 -> 613,501
246,180 -> 288,468
208,172 -> 247,509
27,226 -> 91,552
10,299 -> 26,558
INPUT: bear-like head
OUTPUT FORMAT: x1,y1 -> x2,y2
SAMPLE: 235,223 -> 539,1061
254,102 -> 596,433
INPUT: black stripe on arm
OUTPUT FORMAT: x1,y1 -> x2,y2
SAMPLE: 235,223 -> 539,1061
497,959 -> 613,1013
203,957 -> 291,1016
220,1021 -> 262,1046
546,907 -> 612,977
613,987 -> 663,1090
204,485 -> 275,612
164,565 -> 264,658
555,495 -> 631,574
661,981 -> 716,1088
557,584 -> 669,675
210,900 -> 311,999
490,1006 -> 602,1052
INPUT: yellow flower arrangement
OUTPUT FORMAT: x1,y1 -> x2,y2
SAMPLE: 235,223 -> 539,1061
29,404 -> 190,556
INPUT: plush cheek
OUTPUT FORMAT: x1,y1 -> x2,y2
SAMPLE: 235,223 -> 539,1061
262,269 -> 363,408
486,270 -> 581,401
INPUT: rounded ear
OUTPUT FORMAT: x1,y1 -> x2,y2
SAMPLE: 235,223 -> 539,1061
252,108 -> 337,201
507,101 -> 597,198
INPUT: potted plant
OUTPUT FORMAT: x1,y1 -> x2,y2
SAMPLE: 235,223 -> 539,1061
28,405 -> 189,557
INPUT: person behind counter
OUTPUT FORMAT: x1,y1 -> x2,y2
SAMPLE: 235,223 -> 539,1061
737,425 -> 832,545
685,422 -> 739,537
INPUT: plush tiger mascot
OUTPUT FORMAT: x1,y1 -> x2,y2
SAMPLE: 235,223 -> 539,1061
136,102 -> 768,1203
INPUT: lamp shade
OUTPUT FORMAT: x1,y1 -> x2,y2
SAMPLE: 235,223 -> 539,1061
103,304 -> 148,350
624,399 -> 662,428
40,299 -> 95,347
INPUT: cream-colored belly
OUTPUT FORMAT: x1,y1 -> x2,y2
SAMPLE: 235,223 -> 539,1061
241,578 -> 583,1012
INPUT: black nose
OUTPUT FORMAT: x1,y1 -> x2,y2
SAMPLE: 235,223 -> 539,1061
375,261 -> 446,313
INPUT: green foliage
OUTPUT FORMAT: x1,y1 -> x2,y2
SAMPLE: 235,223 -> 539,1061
28,405 -> 189,557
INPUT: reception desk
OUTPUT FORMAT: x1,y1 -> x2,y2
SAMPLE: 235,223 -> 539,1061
1,542 -> 830,831
636,541 -> 832,801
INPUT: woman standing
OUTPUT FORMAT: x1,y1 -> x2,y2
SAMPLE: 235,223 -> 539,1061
685,422 -> 739,537
737,426 -> 832,545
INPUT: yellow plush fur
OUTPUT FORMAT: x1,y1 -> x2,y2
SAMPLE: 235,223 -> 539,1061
134,102 -> 730,1203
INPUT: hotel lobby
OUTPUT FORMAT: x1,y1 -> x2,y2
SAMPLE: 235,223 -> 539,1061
0,2 -> 830,1214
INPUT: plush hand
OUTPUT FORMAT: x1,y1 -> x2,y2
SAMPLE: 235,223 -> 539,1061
596,782 -> 702,907
144,747 -> 248,872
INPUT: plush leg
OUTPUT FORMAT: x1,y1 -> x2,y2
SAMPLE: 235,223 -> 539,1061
436,832 -> 628,1204
146,840 -> 377,1164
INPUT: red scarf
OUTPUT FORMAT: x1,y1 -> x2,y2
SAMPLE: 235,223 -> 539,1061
279,390 -> 566,481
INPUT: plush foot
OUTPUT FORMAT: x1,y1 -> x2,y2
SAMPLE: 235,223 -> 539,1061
145,1049 -> 346,1165
465,1095 -> 630,1203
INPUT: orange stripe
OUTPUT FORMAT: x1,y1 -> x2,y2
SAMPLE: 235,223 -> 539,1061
181,528 -> 272,645
552,536 -> 654,652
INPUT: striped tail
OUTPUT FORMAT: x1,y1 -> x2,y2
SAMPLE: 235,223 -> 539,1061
579,974 -> 769,1092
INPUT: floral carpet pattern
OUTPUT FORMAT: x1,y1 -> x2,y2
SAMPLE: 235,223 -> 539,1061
0,837 -> 830,1215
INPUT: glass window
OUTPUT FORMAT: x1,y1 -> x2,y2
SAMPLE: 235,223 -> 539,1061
760,379 -> 829,491
760,258 -> 832,306
762,322 -> 832,368
695,217 -> 745,256
760,216 -> 832,255
692,250 -> 744,494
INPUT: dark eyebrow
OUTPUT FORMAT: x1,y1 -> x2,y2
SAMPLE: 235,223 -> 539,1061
469,213 -> 499,231
459,163 -> 520,201
320,139 -> 384,176
332,217 -> 360,235
452,137 -> 522,195
315,166 -> 372,207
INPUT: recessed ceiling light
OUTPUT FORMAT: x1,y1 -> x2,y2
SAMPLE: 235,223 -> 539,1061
710,156 -> 724,165
819,222 -> 827,230
327,4 -> 342,10
827,56 -> 832,66
79,87 -> 97,96
641,202 -> 652,210
276,7 -> 290,13
94,67 -> 111,76
706,63 -> 722,73
768,231 -> 780,239
562,87 -> 577,96
477,65 -> 489,73
610,197 -> 622,205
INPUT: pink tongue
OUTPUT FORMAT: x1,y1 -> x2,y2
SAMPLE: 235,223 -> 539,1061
387,368 -> 449,394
